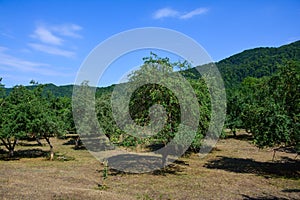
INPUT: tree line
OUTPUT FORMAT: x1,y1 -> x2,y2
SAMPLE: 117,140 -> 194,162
0,80 -> 74,159
1,43 -> 299,160
226,61 -> 299,150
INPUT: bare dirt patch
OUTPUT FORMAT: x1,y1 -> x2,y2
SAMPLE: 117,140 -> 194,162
0,131 -> 299,200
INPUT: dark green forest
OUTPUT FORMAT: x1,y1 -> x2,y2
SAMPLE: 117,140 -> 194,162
1,40 -> 299,158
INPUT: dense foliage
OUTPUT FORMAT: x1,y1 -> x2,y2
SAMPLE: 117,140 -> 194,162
1,40 -> 299,159
218,40 -> 300,89
94,53 -> 211,154
0,82 -> 72,157
237,62 -> 300,148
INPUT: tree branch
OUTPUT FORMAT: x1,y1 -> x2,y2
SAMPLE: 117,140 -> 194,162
0,138 -> 9,150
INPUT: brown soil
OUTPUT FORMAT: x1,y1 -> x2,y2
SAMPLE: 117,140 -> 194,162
0,131 -> 299,200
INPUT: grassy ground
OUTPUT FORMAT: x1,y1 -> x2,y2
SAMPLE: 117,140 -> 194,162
0,131 -> 299,200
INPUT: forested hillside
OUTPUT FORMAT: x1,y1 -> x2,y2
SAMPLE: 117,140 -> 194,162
4,40 -> 300,96
1,41 -> 299,160
5,83 -> 115,98
217,40 -> 300,89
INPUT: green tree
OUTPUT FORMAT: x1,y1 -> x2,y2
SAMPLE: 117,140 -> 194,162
27,83 -> 64,160
73,81 -> 113,151
96,92 -> 122,144
0,82 -> 64,158
240,62 -> 300,149
49,95 -> 75,133
0,85 -> 30,156
225,90 -> 243,136
111,53 -> 211,166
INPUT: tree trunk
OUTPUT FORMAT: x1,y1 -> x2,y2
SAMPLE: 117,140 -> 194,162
49,147 -> 54,161
74,136 -> 80,149
1,138 -> 10,153
233,129 -> 236,137
45,137 -> 54,161
36,137 -> 43,146
1,138 -> 17,157
8,149 -> 14,157
10,139 -> 18,157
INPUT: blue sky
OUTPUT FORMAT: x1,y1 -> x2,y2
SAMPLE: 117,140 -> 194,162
0,0 -> 299,87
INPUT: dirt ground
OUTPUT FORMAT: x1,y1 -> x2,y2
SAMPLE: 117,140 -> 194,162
0,131 -> 299,200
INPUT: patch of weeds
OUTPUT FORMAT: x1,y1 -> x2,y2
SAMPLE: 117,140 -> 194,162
137,193 -> 170,200
46,152 -> 75,161
97,159 -> 109,189
95,184 -> 109,190
136,194 -> 154,200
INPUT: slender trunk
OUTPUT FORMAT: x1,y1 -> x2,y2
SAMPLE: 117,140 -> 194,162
1,138 -> 10,151
49,147 -> 54,161
272,149 -> 277,161
11,139 -> 18,157
36,137 -> 43,146
7,138 -> 12,152
7,138 -> 14,157
1,138 -> 17,157
74,136 -> 80,149
9,149 -> 14,157
12,139 -> 17,150
45,137 -> 54,161
233,129 -> 236,137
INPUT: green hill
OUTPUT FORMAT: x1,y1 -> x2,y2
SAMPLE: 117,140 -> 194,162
4,83 -> 115,98
216,40 -> 300,89
4,40 -> 300,95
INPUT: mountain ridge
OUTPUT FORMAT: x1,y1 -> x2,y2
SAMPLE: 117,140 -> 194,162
4,40 -> 300,97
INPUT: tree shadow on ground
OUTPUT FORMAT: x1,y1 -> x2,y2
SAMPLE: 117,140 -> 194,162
204,156 -> 299,179
63,138 -> 76,145
80,136 -> 115,152
106,154 -> 166,173
282,189 -> 300,193
146,143 -> 195,158
62,138 -> 86,150
0,148 -> 7,155
17,141 -> 43,147
242,194 -> 297,200
151,162 -> 186,176
98,153 -> 186,175
0,148 -> 48,160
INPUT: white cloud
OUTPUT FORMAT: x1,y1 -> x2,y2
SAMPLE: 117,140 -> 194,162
51,24 -> 82,38
28,43 -> 75,58
0,46 -> 71,77
31,26 -> 63,45
0,46 -> 47,68
30,23 -> 82,45
153,7 -> 208,20
153,8 -> 179,19
0,46 -> 60,76
180,8 -> 209,19
29,23 -> 82,57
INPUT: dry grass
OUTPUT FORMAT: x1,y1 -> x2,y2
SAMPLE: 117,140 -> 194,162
0,131 -> 299,200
